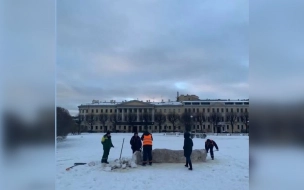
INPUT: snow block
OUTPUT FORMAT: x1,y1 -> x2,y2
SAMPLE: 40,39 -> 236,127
133,149 -> 207,164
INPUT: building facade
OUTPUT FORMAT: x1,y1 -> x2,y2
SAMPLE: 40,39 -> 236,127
78,95 -> 249,133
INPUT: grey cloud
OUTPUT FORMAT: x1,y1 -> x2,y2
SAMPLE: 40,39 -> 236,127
57,0 -> 249,114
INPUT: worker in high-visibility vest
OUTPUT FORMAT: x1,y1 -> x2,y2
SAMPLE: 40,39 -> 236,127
141,130 -> 153,166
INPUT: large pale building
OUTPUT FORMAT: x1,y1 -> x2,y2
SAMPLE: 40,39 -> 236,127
78,94 -> 249,133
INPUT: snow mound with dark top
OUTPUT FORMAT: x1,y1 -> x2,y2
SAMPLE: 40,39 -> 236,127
133,149 -> 207,164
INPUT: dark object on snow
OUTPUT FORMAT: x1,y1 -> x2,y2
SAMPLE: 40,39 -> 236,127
141,131 -> 153,165
205,139 -> 219,160
119,138 -> 125,163
183,132 -> 193,170
130,132 -> 142,153
66,163 -> 86,171
101,134 -> 114,163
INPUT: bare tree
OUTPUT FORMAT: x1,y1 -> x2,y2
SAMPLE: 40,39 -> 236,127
109,113 -> 121,132
180,112 -> 192,132
154,112 -> 166,132
196,111 -> 207,132
140,111 -> 153,130
210,112 -> 222,133
226,112 -> 238,133
167,112 -> 180,132
240,111 -> 249,133
85,113 -> 96,132
57,107 -> 74,137
98,113 -> 109,132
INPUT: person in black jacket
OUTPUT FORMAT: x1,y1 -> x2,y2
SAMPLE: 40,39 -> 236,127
183,132 -> 193,170
130,132 -> 142,154
205,139 -> 219,160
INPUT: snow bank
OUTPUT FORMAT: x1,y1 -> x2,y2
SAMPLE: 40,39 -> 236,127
133,149 -> 207,164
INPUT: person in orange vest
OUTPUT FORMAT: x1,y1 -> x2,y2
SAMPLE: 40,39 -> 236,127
141,130 -> 153,166
205,139 -> 219,160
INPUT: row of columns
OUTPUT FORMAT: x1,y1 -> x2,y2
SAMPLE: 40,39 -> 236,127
116,107 -> 155,122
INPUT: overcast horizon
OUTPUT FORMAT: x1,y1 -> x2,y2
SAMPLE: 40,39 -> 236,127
57,0 -> 248,116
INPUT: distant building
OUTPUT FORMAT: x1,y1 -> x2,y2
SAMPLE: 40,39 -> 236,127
78,94 -> 249,134
177,94 -> 199,101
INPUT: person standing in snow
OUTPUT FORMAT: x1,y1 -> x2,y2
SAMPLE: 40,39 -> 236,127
101,131 -> 114,164
141,130 -> 153,166
183,132 -> 193,170
130,132 -> 142,154
205,139 -> 219,160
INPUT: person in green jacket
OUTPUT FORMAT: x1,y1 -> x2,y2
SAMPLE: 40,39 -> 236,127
101,131 -> 114,164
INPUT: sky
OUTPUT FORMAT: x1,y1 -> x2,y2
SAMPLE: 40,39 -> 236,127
57,0 -> 249,115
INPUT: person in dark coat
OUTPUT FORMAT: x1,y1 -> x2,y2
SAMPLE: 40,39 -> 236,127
101,131 -> 114,164
205,139 -> 219,160
141,130 -> 153,166
130,132 -> 142,154
183,132 -> 193,170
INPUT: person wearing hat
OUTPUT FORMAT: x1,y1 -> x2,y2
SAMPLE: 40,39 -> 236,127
183,132 -> 193,170
101,131 -> 114,164
130,132 -> 142,154
141,130 -> 153,166
205,139 -> 219,160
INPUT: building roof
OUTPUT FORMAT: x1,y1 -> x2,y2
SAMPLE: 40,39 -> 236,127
78,99 -> 249,107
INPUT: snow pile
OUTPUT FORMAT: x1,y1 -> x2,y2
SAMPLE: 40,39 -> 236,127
103,157 -> 137,170
133,148 -> 207,164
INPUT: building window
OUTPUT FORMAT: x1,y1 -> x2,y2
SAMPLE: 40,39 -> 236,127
238,125 -> 240,129
119,126 -> 121,129
106,109 -> 108,113
178,126 -> 180,129
226,108 -> 228,112
178,109 -> 180,113
221,108 -> 224,112
241,108 -> 243,113
212,108 -> 215,112
95,126 -> 98,130
115,109 -> 117,113
110,109 -> 112,113
237,108 -> 239,113
193,108 -> 195,113
185,108 -> 187,112
149,126 -> 151,129
208,125 -> 210,129
164,109 -> 166,113
245,108 -> 248,112
231,108 -> 233,112
207,108 -> 210,113
203,125 -> 205,129
169,126 -> 171,129
203,108 -> 205,112
155,126 -> 157,130
217,108 -> 219,113
197,125 -> 199,129
124,126 -> 126,130
227,125 -> 229,130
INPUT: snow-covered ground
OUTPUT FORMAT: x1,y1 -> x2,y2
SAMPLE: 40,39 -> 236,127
56,133 -> 249,190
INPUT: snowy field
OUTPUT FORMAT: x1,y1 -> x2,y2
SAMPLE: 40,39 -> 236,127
56,133 -> 249,190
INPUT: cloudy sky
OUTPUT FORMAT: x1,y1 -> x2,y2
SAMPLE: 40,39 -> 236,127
57,0 -> 248,115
